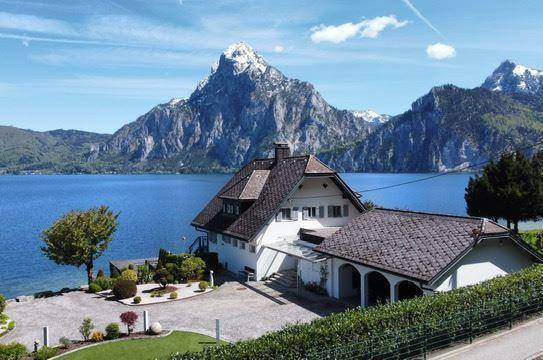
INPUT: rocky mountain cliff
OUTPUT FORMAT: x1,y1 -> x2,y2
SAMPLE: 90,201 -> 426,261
98,43 -> 373,172
482,60 -> 543,95
320,84 -> 543,172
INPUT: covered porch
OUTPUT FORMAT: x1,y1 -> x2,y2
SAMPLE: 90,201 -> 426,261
332,258 -> 427,307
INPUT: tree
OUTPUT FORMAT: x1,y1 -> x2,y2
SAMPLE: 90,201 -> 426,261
465,152 -> 543,232
41,206 -> 119,285
120,311 -> 138,335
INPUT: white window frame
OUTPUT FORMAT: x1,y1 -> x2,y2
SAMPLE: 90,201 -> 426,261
232,238 -> 238,247
249,245 -> 256,253
303,206 -> 318,220
240,241 -> 246,250
328,205 -> 342,218
223,236 -> 231,244
277,208 -> 293,221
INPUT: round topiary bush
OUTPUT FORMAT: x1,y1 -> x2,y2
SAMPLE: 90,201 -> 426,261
133,296 -> 141,304
119,269 -> 138,282
169,291 -> 178,299
105,323 -> 120,340
88,283 -> 102,293
199,281 -> 209,292
113,280 -> 137,299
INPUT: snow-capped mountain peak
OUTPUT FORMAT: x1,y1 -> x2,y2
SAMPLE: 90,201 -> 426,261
221,42 -> 267,75
482,60 -> 543,95
351,110 -> 390,125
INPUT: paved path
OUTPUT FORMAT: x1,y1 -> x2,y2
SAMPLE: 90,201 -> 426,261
0,281 -> 347,349
431,316 -> 543,360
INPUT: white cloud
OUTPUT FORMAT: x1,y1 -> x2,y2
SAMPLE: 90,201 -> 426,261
0,11 -> 73,35
310,15 -> 408,44
273,45 -> 284,53
426,43 -> 456,60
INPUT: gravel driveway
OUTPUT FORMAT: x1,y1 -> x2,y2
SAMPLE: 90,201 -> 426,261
1,281 -> 347,349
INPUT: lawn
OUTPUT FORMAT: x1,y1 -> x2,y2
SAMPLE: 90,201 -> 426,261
58,331 -> 220,360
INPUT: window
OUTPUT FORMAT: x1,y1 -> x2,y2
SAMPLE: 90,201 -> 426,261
223,236 -> 231,244
234,204 -> 240,215
303,207 -> 317,220
277,208 -> 292,221
223,202 -> 240,215
328,205 -> 342,218
249,245 -> 256,253
232,238 -> 238,247
209,232 -> 217,244
240,241 -> 246,250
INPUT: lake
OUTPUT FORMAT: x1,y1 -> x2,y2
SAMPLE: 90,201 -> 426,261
0,173 -> 538,299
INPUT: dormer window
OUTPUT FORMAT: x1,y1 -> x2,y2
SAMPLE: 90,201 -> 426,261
223,201 -> 240,216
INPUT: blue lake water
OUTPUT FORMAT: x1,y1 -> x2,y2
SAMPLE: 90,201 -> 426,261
0,173 -> 539,299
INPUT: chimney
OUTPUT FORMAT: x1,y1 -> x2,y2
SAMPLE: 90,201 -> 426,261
273,142 -> 291,164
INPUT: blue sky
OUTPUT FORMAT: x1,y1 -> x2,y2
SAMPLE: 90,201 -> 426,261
0,0 -> 542,134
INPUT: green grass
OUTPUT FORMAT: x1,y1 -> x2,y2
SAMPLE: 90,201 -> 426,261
58,331 -> 221,360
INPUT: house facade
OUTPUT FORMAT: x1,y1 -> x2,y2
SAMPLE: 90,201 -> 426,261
192,143 -> 542,307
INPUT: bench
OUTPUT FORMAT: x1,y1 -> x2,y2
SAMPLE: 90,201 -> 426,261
239,266 -> 255,282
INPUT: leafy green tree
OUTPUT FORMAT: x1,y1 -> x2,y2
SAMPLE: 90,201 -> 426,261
41,206 -> 119,285
465,152 -> 543,232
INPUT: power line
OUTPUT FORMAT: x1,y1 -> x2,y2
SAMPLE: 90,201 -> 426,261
357,140 -> 543,194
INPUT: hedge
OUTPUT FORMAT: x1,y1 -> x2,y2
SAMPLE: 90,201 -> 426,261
171,264 -> 543,360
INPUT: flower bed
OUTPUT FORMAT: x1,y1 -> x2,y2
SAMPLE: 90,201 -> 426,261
96,282 -> 213,305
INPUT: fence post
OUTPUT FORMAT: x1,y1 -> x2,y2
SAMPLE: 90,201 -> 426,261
469,308 -> 473,344
143,310 -> 149,333
215,319 -> 220,344
509,297 -> 513,330
423,322 -> 428,360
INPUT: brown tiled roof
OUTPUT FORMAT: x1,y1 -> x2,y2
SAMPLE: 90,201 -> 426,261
220,170 -> 270,200
314,208 -> 516,283
192,155 -> 337,240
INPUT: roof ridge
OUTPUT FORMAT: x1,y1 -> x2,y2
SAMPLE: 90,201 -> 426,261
374,207 -> 482,221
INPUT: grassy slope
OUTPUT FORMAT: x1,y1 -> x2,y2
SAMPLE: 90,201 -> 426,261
58,331 -> 220,360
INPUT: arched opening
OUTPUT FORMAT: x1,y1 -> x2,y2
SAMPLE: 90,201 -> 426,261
396,280 -> 423,301
365,271 -> 390,307
338,264 -> 361,302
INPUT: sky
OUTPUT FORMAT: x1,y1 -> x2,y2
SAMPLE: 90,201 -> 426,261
0,0 -> 542,134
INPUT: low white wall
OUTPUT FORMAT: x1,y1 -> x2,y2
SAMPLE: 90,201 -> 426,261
433,237 -> 535,291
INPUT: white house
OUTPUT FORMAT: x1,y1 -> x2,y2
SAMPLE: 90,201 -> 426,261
191,143 -> 542,307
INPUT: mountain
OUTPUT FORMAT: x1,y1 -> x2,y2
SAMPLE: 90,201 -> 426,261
0,126 -> 111,174
350,110 -> 390,125
320,84 -> 543,172
482,60 -> 543,95
98,42 -> 373,172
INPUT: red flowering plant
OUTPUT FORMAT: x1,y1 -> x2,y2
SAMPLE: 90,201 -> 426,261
120,311 -> 139,335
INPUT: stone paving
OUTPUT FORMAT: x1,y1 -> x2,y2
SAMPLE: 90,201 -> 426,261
0,281 -> 348,349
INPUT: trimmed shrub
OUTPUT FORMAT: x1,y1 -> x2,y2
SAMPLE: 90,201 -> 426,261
120,311 -> 138,335
59,336 -> 71,349
32,346 -> 58,360
93,276 -> 114,291
133,296 -> 142,304
169,291 -> 178,299
198,281 -> 209,292
120,269 -> 138,282
78,318 -> 94,341
113,280 -> 137,299
88,283 -> 102,293
7,321 -> 15,330
0,294 -> 5,314
170,265 -> 543,360
105,323 -> 120,340
0,342 -> 27,360
97,269 -> 105,278
180,257 -> 206,280
154,267 -> 175,288
90,330 -> 105,342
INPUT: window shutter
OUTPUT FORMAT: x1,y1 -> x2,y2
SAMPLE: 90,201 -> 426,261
327,205 -> 333,217
319,206 -> 325,218
292,207 -> 299,220
302,207 -> 309,220
276,211 -> 282,222
343,204 -> 349,217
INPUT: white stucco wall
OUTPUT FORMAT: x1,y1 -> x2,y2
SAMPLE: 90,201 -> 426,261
432,237 -> 535,292
208,232 -> 257,275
